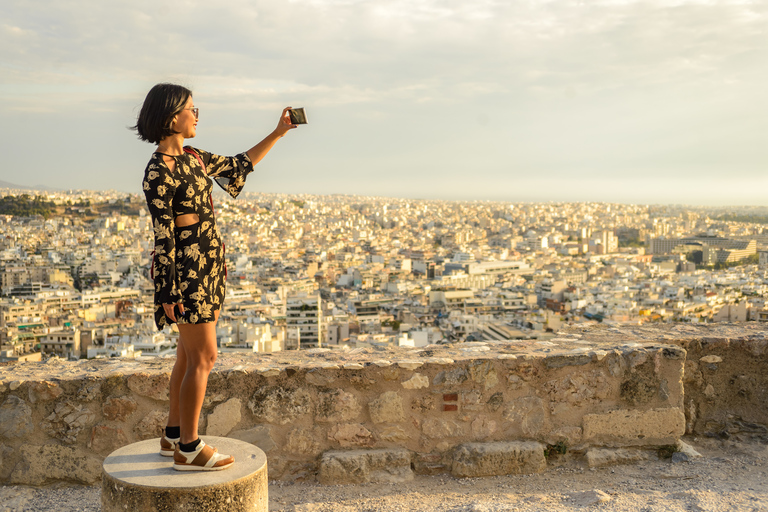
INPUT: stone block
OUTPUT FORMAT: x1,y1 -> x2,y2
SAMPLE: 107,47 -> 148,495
133,410 -> 168,440
27,380 -> 63,403
583,407 -> 685,446
9,444 -> 102,485
318,448 -> 413,484
315,389 -> 361,423
433,368 -> 468,387
206,397 -> 242,436
585,448 -> 656,468
470,416 -> 497,439
102,396 -> 137,422
89,424 -> 130,453
77,380 -> 102,402
41,401 -> 96,444
452,441 -> 546,478
544,354 -> 591,369
545,370 -> 611,406
286,427 -> 321,456
0,396 -> 34,439
468,361 -> 499,390
230,425 -> 277,453
401,373 -> 429,389
368,391 -> 405,424
423,418 -> 467,439
378,425 -> 409,443
503,396 -> 549,438
249,386 -> 312,425
126,372 -> 170,401
413,452 -> 449,475
328,423 -> 375,448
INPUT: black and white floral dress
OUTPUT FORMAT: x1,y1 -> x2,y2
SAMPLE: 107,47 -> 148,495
143,146 -> 252,330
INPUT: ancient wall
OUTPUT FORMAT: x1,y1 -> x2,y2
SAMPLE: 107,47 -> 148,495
0,324 -> 765,486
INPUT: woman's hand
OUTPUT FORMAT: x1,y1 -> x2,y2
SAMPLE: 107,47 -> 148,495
162,302 -> 184,323
246,107 -> 298,165
274,107 -> 298,137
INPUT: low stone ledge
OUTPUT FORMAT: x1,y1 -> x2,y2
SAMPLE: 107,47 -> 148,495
318,448 -> 413,485
9,444 -> 102,485
452,441 -> 546,478
1,324 -> 766,485
582,407 -> 686,446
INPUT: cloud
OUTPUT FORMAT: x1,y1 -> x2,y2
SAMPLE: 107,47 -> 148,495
0,0 -> 766,202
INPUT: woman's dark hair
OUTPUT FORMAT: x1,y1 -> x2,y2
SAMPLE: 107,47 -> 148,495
132,83 -> 192,144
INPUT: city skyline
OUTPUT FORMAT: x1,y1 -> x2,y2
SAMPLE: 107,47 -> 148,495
1,0 -> 766,205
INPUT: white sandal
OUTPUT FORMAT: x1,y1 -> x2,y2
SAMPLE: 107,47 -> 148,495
160,435 -> 179,457
173,439 -> 234,471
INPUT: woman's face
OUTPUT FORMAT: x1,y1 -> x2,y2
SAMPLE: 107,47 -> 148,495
173,96 -> 198,139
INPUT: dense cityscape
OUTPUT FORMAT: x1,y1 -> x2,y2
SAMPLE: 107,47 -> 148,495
3,186 -> 768,363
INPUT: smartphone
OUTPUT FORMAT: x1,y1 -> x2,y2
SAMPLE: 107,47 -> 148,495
289,108 -> 308,125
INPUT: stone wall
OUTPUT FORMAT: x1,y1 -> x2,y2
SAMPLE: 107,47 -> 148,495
0,324 -> 765,485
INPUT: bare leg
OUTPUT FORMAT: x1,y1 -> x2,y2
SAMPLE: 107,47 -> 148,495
166,336 -> 187,430
177,311 -> 219,444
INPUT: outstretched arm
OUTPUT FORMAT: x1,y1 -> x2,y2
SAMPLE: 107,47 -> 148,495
246,107 -> 297,166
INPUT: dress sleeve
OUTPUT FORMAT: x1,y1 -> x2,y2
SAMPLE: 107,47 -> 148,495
143,162 -> 182,305
187,146 -> 253,199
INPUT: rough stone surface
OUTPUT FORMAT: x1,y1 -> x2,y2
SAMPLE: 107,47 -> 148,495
369,391 -> 405,424
206,398 -> 242,436
318,448 -> 414,484
470,416 -> 498,439
230,425 -> 278,453
102,396 -> 137,422
9,444 -> 102,485
503,397 -> 550,438
423,418 -> 467,439
545,370 -> 611,406
582,407 -> 686,446
27,380 -> 63,403
378,425 -> 409,443
126,372 -> 170,401
286,427 -> 321,456
452,442 -> 547,478
133,410 -> 168,440
468,361 -> 499,390
0,444 -> 14,480
327,423 -> 376,447
77,381 -> 102,402
41,401 -> 96,444
566,489 -> 612,506
89,424 -> 130,454
250,386 -> 313,425
586,447 -> 657,467
315,389 -> 361,423
0,396 -> 34,439
401,373 -> 430,389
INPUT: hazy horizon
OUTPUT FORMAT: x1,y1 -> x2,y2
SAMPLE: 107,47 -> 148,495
2,1 -> 766,205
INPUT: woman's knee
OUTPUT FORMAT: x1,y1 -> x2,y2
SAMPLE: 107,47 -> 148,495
189,350 -> 216,372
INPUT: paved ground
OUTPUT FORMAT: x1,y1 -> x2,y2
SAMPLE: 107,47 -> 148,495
2,436 -> 767,512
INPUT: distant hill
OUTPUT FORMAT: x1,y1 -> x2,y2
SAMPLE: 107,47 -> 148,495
0,180 -> 60,191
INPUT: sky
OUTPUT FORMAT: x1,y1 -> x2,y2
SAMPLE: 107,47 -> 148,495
1,0 -> 766,205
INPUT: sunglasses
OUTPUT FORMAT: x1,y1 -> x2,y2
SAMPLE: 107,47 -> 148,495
185,107 -> 199,120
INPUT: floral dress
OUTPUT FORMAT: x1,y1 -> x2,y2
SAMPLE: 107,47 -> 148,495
143,146 -> 252,330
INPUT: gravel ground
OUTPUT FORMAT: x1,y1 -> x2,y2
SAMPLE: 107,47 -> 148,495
3,436 -> 767,512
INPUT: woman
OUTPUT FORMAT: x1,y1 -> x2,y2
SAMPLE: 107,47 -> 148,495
134,83 -> 296,471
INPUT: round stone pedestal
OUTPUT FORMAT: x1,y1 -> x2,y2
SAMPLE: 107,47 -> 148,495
101,436 -> 267,512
